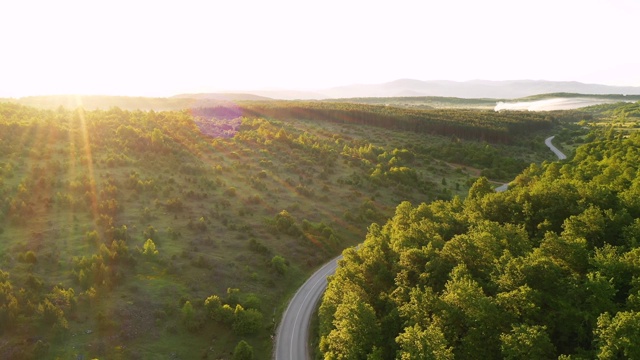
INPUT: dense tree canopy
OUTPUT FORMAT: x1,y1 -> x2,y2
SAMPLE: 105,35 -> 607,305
320,130 -> 640,359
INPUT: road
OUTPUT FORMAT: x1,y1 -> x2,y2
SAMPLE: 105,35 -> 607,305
274,255 -> 341,360
496,135 -> 567,192
274,136 -> 568,359
544,135 -> 567,160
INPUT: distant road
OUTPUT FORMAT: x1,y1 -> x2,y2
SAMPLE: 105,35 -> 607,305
496,135 -> 566,192
274,255 -> 341,360
544,135 -> 567,160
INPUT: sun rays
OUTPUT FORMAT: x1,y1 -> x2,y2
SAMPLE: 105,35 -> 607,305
75,105 -> 100,224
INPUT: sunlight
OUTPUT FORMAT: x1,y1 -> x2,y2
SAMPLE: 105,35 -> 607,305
75,99 -> 100,224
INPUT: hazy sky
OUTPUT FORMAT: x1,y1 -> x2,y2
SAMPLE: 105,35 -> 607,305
1,0 -> 639,97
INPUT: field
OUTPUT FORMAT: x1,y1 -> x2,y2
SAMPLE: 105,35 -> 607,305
0,101 -> 580,358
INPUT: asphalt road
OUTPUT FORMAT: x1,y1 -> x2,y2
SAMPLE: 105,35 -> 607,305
274,254 -> 341,360
274,136 -> 568,359
496,135 -> 567,192
544,135 -> 567,160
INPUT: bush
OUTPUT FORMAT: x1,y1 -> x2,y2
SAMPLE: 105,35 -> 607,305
271,255 -> 288,275
232,308 -> 263,335
23,250 -> 37,264
224,187 -> 237,197
165,198 -> 184,212
233,340 -> 254,360
204,295 -> 223,320
143,239 -> 158,256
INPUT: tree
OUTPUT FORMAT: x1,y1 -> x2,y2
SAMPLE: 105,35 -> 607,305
151,128 -> 164,147
439,264 -> 503,359
274,209 -> 299,235
182,300 -> 202,332
0,276 -> 19,334
38,298 -> 68,330
467,177 -> 493,200
320,292 -> 381,359
143,225 -> 157,241
500,324 -> 556,360
233,307 -> 263,335
181,301 -> 195,324
24,250 -> 37,264
143,239 -> 158,256
271,255 -> 288,275
396,323 -> 454,360
595,311 -> 640,360
233,340 -> 254,360
219,304 -> 235,325
204,294 -> 223,320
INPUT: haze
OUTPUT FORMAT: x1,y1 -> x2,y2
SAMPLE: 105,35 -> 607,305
1,0 -> 639,98
495,98 -> 628,111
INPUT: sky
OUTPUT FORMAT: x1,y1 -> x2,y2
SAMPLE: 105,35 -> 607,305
1,0 -> 639,97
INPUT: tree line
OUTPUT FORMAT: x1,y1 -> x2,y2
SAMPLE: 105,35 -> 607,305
193,101 -> 556,143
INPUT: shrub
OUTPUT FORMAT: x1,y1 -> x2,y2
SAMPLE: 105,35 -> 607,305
271,255 -> 288,275
143,239 -> 158,256
233,340 -> 254,360
24,250 -> 37,264
232,307 -> 263,335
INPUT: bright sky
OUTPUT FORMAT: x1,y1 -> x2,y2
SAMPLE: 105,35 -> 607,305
1,0 -> 639,97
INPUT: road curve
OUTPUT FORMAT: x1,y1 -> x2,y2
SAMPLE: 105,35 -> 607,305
544,135 -> 567,160
274,254 -> 342,360
496,135 -> 567,192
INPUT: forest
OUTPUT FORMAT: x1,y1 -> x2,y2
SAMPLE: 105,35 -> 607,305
318,119 -> 640,358
197,101 -> 557,144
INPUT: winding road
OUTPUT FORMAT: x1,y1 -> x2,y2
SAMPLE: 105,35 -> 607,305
544,135 -> 567,160
496,135 -> 566,192
274,135 -> 568,359
274,255 -> 341,360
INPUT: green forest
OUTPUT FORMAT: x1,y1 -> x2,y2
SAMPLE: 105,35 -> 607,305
0,98 -> 636,359
318,108 -> 640,358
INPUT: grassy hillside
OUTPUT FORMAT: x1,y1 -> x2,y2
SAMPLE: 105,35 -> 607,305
0,102 -> 563,358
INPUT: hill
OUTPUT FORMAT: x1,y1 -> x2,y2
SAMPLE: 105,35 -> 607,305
320,79 -> 640,99
171,93 -> 273,101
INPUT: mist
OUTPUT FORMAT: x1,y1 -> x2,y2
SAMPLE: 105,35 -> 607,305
494,98 -> 622,111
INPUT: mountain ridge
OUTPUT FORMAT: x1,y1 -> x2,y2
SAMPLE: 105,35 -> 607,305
178,79 -> 640,100
318,79 -> 640,100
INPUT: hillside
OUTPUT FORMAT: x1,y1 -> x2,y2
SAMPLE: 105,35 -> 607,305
0,101 -> 566,358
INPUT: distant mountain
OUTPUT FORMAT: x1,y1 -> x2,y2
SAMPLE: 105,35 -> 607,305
173,90 -> 330,101
171,93 -> 273,101
318,79 -> 640,99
